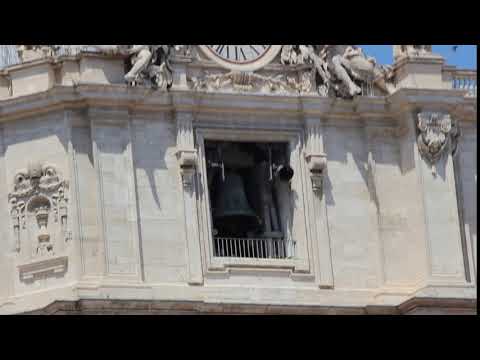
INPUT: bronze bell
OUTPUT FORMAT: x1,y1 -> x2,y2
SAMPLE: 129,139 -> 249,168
213,171 -> 260,237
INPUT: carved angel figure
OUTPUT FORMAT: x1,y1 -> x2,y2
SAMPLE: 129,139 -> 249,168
338,45 -> 395,95
124,45 -> 173,89
282,45 -> 396,99
124,45 -> 153,82
87,45 -> 174,89
139,45 -> 174,90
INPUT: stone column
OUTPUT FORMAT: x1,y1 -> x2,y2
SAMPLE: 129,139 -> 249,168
176,111 -> 203,285
304,117 -> 333,289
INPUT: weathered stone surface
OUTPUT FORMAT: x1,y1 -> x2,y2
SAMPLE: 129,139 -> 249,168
0,46 -> 476,315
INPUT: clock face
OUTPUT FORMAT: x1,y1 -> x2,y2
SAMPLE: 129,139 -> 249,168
198,45 -> 282,72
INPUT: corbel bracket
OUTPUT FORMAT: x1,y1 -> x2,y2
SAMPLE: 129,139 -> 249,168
305,152 -> 328,195
177,149 -> 198,187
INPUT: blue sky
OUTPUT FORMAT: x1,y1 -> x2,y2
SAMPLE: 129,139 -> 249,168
359,45 -> 477,69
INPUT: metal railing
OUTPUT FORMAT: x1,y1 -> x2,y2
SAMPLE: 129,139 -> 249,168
213,237 -> 296,260
448,69 -> 477,97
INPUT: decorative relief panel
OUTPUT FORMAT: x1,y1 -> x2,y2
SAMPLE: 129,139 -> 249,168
8,162 -> 70,281
49,45 -> 396,99
416,112 -> 460,174
190,68 -> 315,95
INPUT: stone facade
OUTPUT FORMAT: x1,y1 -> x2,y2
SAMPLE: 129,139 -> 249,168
0,45 -> 476,315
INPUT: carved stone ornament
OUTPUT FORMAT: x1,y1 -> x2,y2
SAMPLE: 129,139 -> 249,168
177,149 -> 198,188
89,45 -> 174,90
18,256 -> 68,282
305,153 -> 328,195
8,162 -> 70,256
280,45 -> 396,99
176,114 -> 198,188
77,45 -> 398,99
416,112 -> 460,173
191,70 -> 315,95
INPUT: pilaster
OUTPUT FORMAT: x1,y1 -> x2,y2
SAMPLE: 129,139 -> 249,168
414,110 -> 468,286
176,111 -> 203,285
391,91 -> 470,288
90,108 -> 142,283
304,117 -> 333,288
363,122 -> 386,288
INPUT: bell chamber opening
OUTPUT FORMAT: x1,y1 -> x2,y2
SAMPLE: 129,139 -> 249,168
205,140 -> 296,260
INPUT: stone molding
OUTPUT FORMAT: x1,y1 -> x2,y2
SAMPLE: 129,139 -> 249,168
18,256 -> 68,282
23,297 -> 477,315
0,85 -> 474,124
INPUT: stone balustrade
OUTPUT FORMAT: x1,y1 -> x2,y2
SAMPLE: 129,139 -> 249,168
445,68 -> 477,97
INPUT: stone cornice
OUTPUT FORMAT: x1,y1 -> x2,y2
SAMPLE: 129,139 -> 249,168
393,54 -> 445,70
387,88 -> 476,122
0,52 -> 127,75
23,297 -> 477,315
0,84 -> 476,125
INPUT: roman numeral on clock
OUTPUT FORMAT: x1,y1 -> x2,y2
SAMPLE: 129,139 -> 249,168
208,45 -> 271,63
